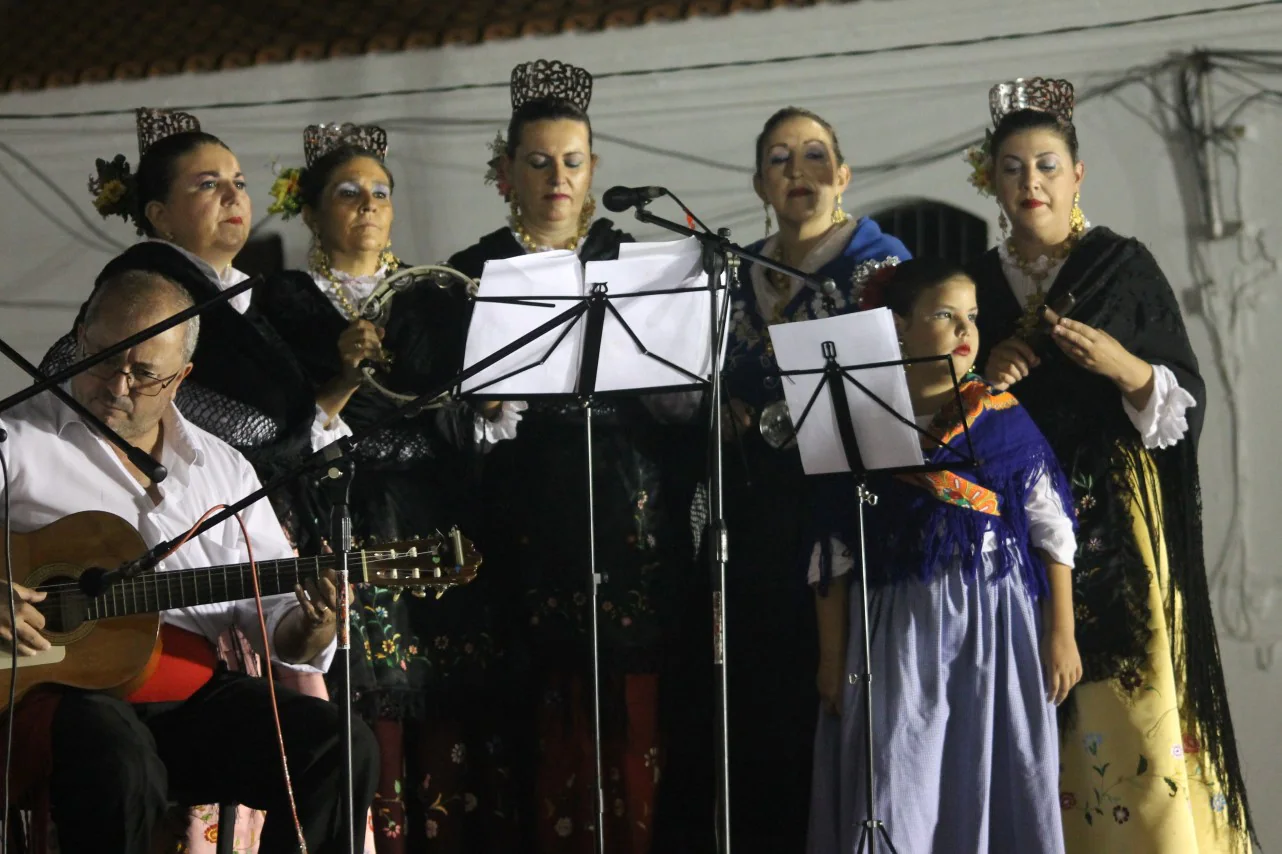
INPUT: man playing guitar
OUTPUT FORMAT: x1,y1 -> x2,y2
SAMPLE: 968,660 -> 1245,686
0,269 -> 377,853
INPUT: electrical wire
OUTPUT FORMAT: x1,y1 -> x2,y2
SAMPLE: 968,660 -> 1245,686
1,440 -> 15,854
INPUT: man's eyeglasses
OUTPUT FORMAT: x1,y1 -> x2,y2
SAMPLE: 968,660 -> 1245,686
76,342 -> 182,397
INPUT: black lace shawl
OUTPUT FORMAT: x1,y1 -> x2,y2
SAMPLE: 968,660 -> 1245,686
253,268 -> 481,534
970,226 -> 1252,837
445,219 -> 703,676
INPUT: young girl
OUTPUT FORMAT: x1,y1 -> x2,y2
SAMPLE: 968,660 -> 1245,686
806,258 -> 1081,854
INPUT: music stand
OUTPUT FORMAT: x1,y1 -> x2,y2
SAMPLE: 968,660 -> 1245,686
459,243 -> 725,854
770,315 -> 978,854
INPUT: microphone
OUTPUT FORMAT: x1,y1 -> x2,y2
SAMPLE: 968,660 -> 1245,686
602,185 -> 667,213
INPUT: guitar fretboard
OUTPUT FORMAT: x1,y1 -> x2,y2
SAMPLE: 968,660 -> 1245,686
81,555 -> 341,620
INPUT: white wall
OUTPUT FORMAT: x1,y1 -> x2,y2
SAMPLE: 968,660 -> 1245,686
2,0 -> 1280,841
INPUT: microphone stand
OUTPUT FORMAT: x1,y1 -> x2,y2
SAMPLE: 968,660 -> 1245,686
619,198 -> 833,854
0,275 -> 262,416
0,336 -> 168,483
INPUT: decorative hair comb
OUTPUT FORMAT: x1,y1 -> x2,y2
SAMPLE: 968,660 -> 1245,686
135,107 -> 201,157
852,256 -> 902,311
988,77 -> 1075,127
509,59 -> 593,113
303,123 -> 389,167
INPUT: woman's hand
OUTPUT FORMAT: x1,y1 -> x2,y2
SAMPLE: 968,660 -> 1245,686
336,319 -> 386,386
1041,625 -> 1083,705
816,652 -> 846,717
984,337 -> 1041,391
1046,310 -> 1152,397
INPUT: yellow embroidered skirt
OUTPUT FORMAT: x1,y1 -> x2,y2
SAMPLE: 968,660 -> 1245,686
1059,452 -> 1248,854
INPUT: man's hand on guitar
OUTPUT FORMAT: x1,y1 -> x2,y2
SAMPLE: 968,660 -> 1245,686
294,569 -> 339,632
0,582 -> 51,656
274,569 -> 340,666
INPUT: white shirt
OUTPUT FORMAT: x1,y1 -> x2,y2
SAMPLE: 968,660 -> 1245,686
0,389 -> 335,672
997,235 -> 1196,449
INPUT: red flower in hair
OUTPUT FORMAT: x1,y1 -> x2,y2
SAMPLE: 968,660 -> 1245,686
857,265 -> 897,311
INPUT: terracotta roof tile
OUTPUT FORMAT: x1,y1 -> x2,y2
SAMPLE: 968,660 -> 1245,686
0,0 -> 852,93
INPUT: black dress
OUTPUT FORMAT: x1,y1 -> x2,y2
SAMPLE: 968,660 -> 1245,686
256,267 -> 524,850
448,219 -> 702,852
970,226 -> 1252,842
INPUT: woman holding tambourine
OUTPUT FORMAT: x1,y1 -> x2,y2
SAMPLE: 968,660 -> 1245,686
258,122 -> 524,851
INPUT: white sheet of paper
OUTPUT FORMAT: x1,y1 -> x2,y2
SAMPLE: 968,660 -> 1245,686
461,250 -> 584,396
584,236 -> 722,391
767,308 -> 924,475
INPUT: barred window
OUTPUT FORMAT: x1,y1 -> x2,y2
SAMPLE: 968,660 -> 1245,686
870,201 -> 989,266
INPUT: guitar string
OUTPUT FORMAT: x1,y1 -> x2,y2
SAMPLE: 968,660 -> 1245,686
30,553 -> 466,598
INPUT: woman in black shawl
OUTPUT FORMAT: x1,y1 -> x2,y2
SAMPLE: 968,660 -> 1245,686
46,108 -> 326,550
256,123 -> 521,853
447,59 -> 701,853
967,77 -> 1252,854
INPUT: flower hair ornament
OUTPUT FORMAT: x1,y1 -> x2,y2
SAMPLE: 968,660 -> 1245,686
852,256 -> 901,311
484,59 -> 594,200
88,107 -> 202,232
963,77 -> 1076,199
268,122 -> 389,220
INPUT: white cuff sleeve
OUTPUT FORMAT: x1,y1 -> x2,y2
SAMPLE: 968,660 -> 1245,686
473,400 -> 527,445
311,404 -> 353,452
1122,363 -> 1196,450
246,594 -> 337,674
806,537 -> 854,586
1025,470 -> 1077,569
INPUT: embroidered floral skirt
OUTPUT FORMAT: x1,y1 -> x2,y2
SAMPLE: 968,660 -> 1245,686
1059,453 -> 1249,854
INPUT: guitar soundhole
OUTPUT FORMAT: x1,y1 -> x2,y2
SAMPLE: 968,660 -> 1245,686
33,574 -> 89,635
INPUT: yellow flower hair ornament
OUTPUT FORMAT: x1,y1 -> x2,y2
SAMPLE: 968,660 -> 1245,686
964,131 -> 995,198
267,163 -> 304,219
88,153 -> 138,227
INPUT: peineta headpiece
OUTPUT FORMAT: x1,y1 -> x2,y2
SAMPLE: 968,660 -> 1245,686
988,77 -> 1075,127
510,59 -> 593,113
135,107 -> 201,157
303,122 -> 389,167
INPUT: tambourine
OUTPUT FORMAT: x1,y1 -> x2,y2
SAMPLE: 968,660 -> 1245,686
758,399 -> 798,450
358,264 -> 480,404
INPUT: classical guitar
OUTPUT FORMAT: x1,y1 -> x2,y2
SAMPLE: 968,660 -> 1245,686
0,510 -> 480,713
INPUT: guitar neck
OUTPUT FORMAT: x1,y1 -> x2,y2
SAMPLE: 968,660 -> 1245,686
84,553 -> 353,620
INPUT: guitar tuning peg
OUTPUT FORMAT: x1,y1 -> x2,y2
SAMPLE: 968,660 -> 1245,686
411,588 -> 427,598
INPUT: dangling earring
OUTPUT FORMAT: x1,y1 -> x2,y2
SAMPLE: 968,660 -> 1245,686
308,236 -> 328,273
508,196 -> 521,229
579,193 -> 596,236
1069,192 -> 1086,237
998,209 -> 1010,239
832,194 -> 849,225
763,202 -> 773,239
378,241 -> 399,271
